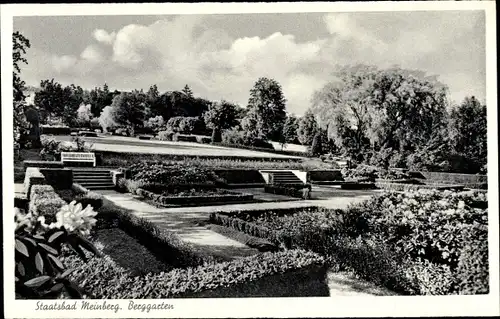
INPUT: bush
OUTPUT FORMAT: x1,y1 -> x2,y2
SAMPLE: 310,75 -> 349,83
39,168 -> 73,190
29,185 -> 67,220
74,192 -> 104,210
310,133 -> 323,156
23,161 -> 64,168
129,162 -> 218,186
221,127 -> 274,149
264,184 -> 312,199
138,188 -> 253,205
196,136 -> 212,144
137,135 -> 152,140
40,125 -> 71,135
24,167 -> 46,197
172,134 -> 197,143
156,130 -> 174,141
63,248 -> 325,298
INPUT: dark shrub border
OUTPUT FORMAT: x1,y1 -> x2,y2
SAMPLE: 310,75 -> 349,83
375,182 -> 466,192
40,125 -> 71,135
210,213 -> 279,244
23,161 -> 64,168
264,184 -> 312,199
29,185 -> 67,219
206,224 -> 279,252
173,134 -> 198,142
63,248 -> 325,298
137,188 -> 254,205
341,182 -> 377,190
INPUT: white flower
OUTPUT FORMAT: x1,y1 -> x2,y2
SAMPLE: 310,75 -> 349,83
55,201 -> 97,234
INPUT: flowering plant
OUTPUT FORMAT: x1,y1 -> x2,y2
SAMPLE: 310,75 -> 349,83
15,201 -> 99,299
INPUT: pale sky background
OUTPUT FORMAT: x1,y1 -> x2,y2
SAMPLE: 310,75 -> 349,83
14,11 -> 485,116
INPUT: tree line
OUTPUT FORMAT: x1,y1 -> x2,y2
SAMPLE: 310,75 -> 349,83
13,31 -> 487,174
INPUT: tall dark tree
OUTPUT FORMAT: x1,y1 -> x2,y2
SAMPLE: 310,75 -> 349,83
283,114 -> 299,144
203,100 -> 238,143
297,109 -> 318,146
13,31 -> 31,142
182,84 -> 194,98
246,77 -> 287,140
448,96 -> 487,173
34,79 -> 65,123
110,90 -> 147,136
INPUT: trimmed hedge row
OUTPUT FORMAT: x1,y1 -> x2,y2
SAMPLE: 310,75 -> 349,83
40,125 -> 71,135
212,142 -> 308,158
62,248 -> 326,298
173,134 -> 198,143
264,184 -> 312,199
214,169 -> 265,184
24,167 -> 46,197
210,213 -> 279,243
308,170 -> 344,183
206,224 -> 279,252
23,161 -> 64,168
375,182 -> 465,192
340,182 -> 377,190
29,185 -> 67,219
137,188 -> 254,205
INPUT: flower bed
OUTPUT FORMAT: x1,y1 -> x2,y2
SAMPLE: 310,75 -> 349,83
137,188 -> 254,206
264,184 -> 312,199
212,190 -> 489,295
62,249 -> 326,298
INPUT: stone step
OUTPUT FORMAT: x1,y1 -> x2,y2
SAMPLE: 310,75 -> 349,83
83,185 -> 115,190
73,171 -> 111,176
74,176 -> 113,181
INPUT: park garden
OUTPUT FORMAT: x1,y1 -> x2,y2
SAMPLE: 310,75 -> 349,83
12,30 -> 489,298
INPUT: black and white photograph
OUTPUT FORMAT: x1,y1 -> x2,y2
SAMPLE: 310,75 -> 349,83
2,2 -> 498,318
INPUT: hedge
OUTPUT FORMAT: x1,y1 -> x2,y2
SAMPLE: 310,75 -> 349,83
39,168 -> 73,190
24,167 -> 46,197
214,169 -> 265,185
210,213 -> 279,243
264,184 -> 312,199
340,182 -> 377,190
212,142 -> 307,157
308,170 -> 344,183
62,248 -> 326,298
29,185 -> 67,219
173,134 -> 197,143
137,135 -> 152,140
23,161 -> 64,168
206,224 -> 279,252
375,182 -> 465,192
415,171 -> 487,186
196,136 -> 212,144
137,188 -> 254,205
95,196 -> 216,268
40,125 -> 71,135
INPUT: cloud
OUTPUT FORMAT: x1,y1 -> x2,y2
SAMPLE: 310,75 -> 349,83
93,29 -> 116,44
21,12 -> 485,115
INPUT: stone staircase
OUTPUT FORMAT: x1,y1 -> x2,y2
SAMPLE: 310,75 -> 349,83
72,168 -> 114,190
268,170 -> 304,185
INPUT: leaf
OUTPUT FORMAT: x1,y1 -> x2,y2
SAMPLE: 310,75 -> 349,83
59,269 -> 73,279
24,275 -> 51,288
32,234 -> 45,240
47,254 -> 65,271
49,282 -> 64,294
48,231 -> 65,243
39,243 -> 58,255
17,262 -> 26,276
69,244 -> 87,262
76,235 -> 100,256
35,252 -> 44,274
15,239 -> 29,257
21,237 -> 38,247
63,280 -> 84,299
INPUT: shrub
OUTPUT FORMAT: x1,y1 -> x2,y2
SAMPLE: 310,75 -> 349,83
23,161 -> 64,168
39,136 -> 62,161
74,192 -> 104,210
63,248 -> 324,299
40,125 -> 71,135
264,184 -> 312,199
24,167 -> 46,197
156,130 -> 174,141
28,185 -> 67,220
196,136 -> 212,144
310,133 -> 323,156
138,188 -> 253,206
137,135 -> 152,140
172,134 -> 197,143
129,162 -> 218,186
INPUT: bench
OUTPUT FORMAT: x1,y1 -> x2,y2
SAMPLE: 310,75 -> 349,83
61,152 -> 96,167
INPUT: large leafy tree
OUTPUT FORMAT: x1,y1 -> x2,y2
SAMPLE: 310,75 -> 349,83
203,100 -> 238,142
13,31 -> 31,143
297,109 -> 318,146
311,65 -> 448,162
110,90 -> 147,136
283,114 -> 299,144
448,96 -> 487,173
246,77 -> 287,140
34,79 -> 66,123
86,83 -> 115,117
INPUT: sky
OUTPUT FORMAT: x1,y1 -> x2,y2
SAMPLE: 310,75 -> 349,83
14,11 -> 486,116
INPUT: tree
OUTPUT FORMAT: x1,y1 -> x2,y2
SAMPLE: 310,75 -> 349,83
13,31 -> 31,144
144,115 -> 165,133
87,84 -> 114,117
63,84 -> 85,127
297,109 -> 318,146
76,103 -> 92,127
182,84 -> 194,98
448,96 -> 487,173
311,65 -> 449,162
246,77 -> 287,140
110,90 -> 147,136
34,79 -> 65,123
98,105 -> 117,133
283,114 -> 299,144
310,132 -> 323,156
203,100 -> 238,143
